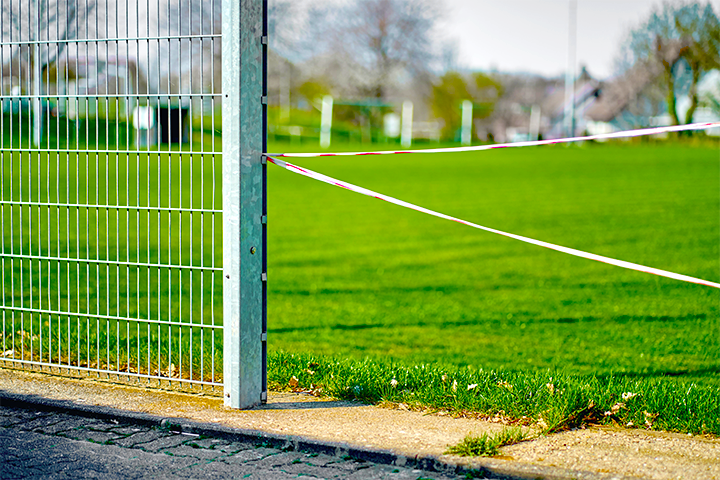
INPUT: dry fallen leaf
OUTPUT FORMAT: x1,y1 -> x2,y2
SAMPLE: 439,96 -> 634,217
537,416 -> 549,430
604,402 -> 625,416
644,411 -> 659,428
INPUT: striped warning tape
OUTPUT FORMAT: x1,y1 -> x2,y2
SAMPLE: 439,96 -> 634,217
275,121 -> 720,158
267,155 -> 720,289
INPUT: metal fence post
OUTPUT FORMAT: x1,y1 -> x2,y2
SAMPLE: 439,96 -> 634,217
31,0 -> 42,147
222,0 -> 268,409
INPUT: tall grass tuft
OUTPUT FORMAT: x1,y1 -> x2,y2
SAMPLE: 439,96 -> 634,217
446,427 -> 528,457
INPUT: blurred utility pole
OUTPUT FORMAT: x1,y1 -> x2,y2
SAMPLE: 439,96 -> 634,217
529,105 -> 541,141
564,0 -> 577,139
401,101 -> 413,148
461,100 -> 473,146
320,95 -> 333,148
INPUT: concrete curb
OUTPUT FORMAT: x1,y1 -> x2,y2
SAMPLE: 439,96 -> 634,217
0,390 -> 641,480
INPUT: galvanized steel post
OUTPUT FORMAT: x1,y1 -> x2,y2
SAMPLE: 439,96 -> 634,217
222,0 -> 268,409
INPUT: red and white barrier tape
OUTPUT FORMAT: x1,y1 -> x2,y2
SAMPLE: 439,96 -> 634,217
268,156 -> 720,289
276,121 -> 720,158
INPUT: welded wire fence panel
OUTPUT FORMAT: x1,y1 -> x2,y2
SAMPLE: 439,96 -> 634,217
0,0 -> 223,389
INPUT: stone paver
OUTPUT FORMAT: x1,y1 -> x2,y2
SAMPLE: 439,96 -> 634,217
0,404 -> 483,479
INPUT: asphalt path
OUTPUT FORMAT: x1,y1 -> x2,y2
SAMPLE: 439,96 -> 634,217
0,404 -> 485,479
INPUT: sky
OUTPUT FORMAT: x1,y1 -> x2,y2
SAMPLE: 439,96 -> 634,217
442,0 -> 720,79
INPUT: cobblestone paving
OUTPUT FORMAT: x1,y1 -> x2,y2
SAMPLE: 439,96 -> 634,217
0,405 -> 481,479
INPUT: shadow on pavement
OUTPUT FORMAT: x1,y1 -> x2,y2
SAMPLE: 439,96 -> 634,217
256,399 -> 366,410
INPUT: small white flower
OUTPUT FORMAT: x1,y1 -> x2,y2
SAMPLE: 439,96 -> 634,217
621,392 -> 637,401
452,379 -> 458,392
467,383 -> 478,391
390,378 -> 398,388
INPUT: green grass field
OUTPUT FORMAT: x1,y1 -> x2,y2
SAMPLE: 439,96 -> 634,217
264,140 -> 720,436
267,141 -> 719,385
1,131 -> 718,434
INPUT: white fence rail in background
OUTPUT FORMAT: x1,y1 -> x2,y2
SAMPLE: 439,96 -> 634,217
0,0 -> 268,403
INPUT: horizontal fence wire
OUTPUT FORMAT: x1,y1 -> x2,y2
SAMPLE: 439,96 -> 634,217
0,33 -> 223,46
1,0 -> 224,390
4,93 -> 221,99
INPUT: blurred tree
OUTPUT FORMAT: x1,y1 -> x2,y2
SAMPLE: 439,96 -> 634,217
268,1 -> 296,58
431,72 -> 470,141
474,72 -> 504,115
675,3 -> 720,124
267,0 -> 445,142
297,79 -> 331,106
269,0 -> 336,63
440,39 -> 460,73
336,0 -> 440,100
431,72 -> 502,142
619,1 -> 720,125
705,96 -> 720,114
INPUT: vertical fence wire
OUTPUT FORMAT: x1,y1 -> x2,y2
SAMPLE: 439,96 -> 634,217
0,0 -> 224,390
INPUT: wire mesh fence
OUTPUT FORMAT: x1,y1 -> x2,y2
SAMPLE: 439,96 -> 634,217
0,0 -> 224,390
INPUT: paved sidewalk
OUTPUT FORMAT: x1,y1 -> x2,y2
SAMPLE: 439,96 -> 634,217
0,403 -> 471,480
1,367 -> 718,480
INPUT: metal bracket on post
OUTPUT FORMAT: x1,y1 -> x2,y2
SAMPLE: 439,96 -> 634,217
222,0 -> 268,409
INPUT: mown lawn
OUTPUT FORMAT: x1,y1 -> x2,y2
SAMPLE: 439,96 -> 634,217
1,133 -> 718,434
266,141 -> 719,386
